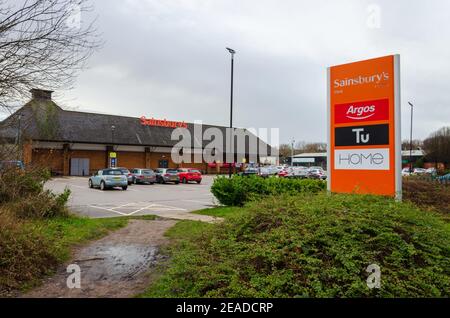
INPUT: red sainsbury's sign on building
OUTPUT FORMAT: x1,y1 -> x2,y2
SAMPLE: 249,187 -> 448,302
140,116 -> 188,129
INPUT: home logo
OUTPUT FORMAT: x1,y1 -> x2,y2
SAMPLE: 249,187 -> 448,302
335,99 -> 389,124
334,148 -> 390,170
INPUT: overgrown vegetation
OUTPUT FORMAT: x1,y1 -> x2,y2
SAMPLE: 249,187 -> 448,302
403,177 -> 450,215
144,193 -> 450,298
0,167 -> 127,296
211,176 -> 326,206
0,167 -> 70,218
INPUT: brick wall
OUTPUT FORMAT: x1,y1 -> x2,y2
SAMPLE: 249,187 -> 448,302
31,148 -> 210,175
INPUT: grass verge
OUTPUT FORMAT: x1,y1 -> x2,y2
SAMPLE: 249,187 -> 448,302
142,193 -> 450,298
191,206 -> 243,219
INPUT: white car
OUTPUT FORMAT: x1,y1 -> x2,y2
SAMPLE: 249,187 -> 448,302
402,168 -> 412,176
286,166 -> 309,178
413,168 -> 427,175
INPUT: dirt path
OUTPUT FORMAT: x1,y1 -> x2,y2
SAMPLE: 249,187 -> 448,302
24,219 -> 176,298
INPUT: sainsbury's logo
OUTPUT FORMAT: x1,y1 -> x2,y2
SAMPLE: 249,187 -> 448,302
334,72 -> 389,88
335,99 -> 389,124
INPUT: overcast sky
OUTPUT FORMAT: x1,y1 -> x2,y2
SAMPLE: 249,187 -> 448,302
49,0 -> 450,144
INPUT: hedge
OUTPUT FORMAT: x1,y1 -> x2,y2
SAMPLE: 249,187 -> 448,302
211,176 -> 326,206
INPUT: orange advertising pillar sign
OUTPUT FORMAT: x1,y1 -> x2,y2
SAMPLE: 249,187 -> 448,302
327,55 -> 402,198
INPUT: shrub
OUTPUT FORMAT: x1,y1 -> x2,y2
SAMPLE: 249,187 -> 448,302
0,167 -> 70,219
0,211 -> 58,294
0,167 -> 51,204
147,193 -> 450,297
211,176 -> 326,206
403,178 -> 450,215
10,188 -> 71,219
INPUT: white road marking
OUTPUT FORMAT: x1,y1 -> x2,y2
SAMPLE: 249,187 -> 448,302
88,202 -> 187,216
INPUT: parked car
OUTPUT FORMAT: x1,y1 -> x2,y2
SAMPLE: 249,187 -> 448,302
177,168 -> 202,184
425,167 -> 437,175
286,166 -> 309,179
130,168 -> 157,184
307,168 -> 327,180
402,167 -> 412,176
278,168 -> 289,178
258,166 -> 271,178
413,168 -> 427,175
241,167 -> 259,176
0,160 -> 24,172
117,167 -> 133,185
88,168 -> 128,190
437,173 -> 450,184
155,168 -> 180,184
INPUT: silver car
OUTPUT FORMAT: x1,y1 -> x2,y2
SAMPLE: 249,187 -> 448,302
130,168 -> 157,184
117,167 -> 133,185
155,168 -> 180,184
88,169 -> 128,190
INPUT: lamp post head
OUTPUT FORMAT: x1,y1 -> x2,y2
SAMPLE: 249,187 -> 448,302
408,102 -> 414,107
226,47 -> 236,55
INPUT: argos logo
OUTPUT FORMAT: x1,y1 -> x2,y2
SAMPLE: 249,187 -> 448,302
335,99 -> 389,124
346,105 -> 376,120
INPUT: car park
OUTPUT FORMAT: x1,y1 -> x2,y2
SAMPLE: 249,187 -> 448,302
155,168 -> 180,184
88,168 -> 128,190
130,168 -> 157,184
117,167 -> 133,185
177,168 -> 202,184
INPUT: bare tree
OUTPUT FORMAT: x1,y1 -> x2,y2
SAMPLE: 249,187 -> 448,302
0,0 -> 101,112
402,139 -> 423,151
423,126 -> 450,170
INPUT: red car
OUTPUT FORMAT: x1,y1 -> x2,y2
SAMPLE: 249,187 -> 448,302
177,168 -> 202,184
278,170 -> 289,178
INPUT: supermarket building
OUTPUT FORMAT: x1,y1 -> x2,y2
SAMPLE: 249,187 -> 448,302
0,89 -> 274,176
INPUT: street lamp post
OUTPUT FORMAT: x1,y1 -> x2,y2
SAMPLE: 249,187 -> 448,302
111,125 -> 116,147
111,125 -> 115,168
291,138 -> 295,166
226,47 -> 236,178
408,102 -> 414,173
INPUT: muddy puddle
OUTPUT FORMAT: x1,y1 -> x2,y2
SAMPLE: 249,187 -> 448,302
24,219 -> 176,298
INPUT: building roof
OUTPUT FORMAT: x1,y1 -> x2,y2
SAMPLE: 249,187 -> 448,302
294,152 -> 327,158
0,94 -> 273,155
